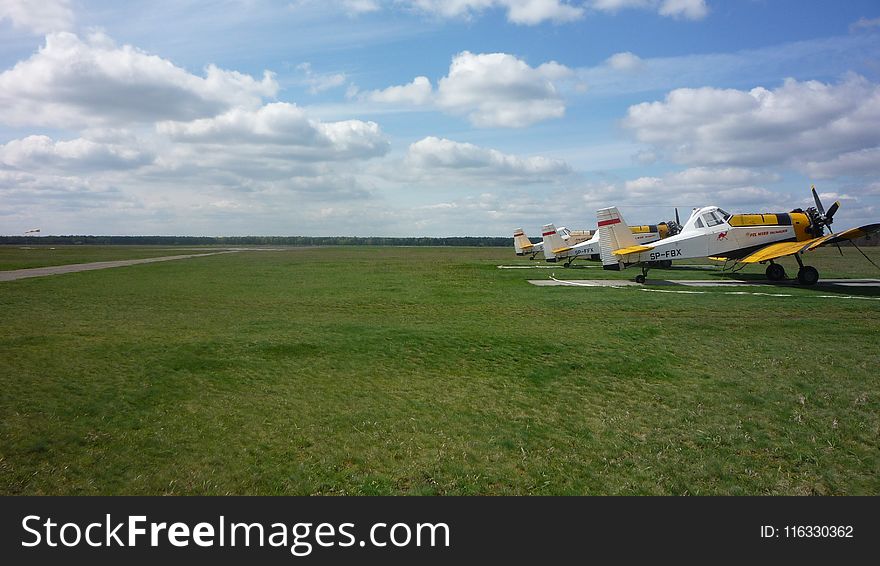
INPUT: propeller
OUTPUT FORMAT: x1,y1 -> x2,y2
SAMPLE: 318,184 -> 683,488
664,207 -> 683,236
809,185 -> 843,254
807,185 -> 841,238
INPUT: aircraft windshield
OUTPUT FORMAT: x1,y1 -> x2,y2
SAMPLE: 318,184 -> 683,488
716,208 -> 731,221
702,212 -> 724,227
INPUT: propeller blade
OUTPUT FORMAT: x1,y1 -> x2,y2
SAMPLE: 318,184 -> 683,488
675,207 -> 680,225
811,184 -> 825,214
826,200 -> 840,220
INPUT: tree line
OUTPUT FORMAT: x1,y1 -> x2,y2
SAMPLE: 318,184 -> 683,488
0,235 -> 512,247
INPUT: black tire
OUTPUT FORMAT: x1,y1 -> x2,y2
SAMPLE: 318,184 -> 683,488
635,274 -> 646,284
563,262 -> 570,268
766,263 -> 786,281
797,266 -> 819,285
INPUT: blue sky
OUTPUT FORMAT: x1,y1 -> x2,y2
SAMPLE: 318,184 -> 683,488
1,0 -> 879,236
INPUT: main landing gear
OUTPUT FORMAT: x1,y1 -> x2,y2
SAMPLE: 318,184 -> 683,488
793,254 -> 819,285
765,261 -> 786,281
765,256 -> 819,285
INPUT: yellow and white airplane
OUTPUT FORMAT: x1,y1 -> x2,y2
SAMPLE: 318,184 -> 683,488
542,216 -> 681,267
598,187 -> 880,284
514,226 -> 592,259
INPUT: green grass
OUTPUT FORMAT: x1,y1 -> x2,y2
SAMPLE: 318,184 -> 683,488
0,245 -> 227,271
1,246 -> 878,495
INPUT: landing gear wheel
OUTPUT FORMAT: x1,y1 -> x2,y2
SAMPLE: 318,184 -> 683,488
797,265 -> 819,285
635,274 -> 646,284
766,263 -> 786,281
563,262 -> 570,268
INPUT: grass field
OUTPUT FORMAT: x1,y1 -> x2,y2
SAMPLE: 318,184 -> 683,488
0,245 -> 225,271
1,246 -> 878,495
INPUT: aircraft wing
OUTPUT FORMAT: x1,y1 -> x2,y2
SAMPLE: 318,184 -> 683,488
807,223 -> 880,249
612,244 -> 655,257
739,223 -> 880,264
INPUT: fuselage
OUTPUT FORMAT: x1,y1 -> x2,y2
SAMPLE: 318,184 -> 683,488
621,206 -> 813,264
548,224 -> 671,262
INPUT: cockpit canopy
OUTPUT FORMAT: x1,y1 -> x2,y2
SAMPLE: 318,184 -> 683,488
687,207 -> 731,230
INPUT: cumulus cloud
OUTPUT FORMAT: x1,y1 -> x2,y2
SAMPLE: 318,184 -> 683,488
365,51 -> 571,127
658,0 -> 707,19
403,136 -> 571,182
623,75 -> 880,171
402,0 -> 584,25
0,32 -> 278,128
366,76 -> 433,105
437,51 -> 571,127
0,135 -> 154,172
803,147 -> 880,179
0,0 -> 73,34
590,0 -> 707,20
605,51 -> 644,72
158,102 -> 389,162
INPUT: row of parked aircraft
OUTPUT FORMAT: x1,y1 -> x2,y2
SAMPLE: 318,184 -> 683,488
514,186 -> 880,284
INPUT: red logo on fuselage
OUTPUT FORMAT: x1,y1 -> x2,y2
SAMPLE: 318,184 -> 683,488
717,231 -> 728,240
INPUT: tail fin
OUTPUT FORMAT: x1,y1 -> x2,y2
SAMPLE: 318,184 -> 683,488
541,223 -> 566,261
598,207 -> 637,269
513,228 -> 534,255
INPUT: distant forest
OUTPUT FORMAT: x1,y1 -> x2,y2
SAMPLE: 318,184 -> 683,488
0,235 -> 512,247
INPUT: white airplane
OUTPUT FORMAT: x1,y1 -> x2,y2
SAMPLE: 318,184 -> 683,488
542,217 -> 680,267
514,226 -> 591,259
598,187 -> 880,284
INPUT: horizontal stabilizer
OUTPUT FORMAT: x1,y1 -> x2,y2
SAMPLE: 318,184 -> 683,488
612,244 -> 654,257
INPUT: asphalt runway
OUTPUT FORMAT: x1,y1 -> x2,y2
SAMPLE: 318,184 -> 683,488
0,251 -> 238,282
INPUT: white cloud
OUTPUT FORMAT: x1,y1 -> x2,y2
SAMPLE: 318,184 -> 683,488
297,62 -> 347,94
341,0 -> 382,14
364,51 -> 572,127
402,1 -> 584,25
366,76 -> 433,105
850,16 -> 880,33
658,0 -> 707,20
590,0 -> 707,20
803,147 -> 880,179
623,75 -> 880,170
605,51 -> 644,72
0,32 -> 278,128
0,135 -> 153,172
403,136 -> 571,182
436,51 -> 571,127
158,102 -> 389,162
0,0 -> 73,34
